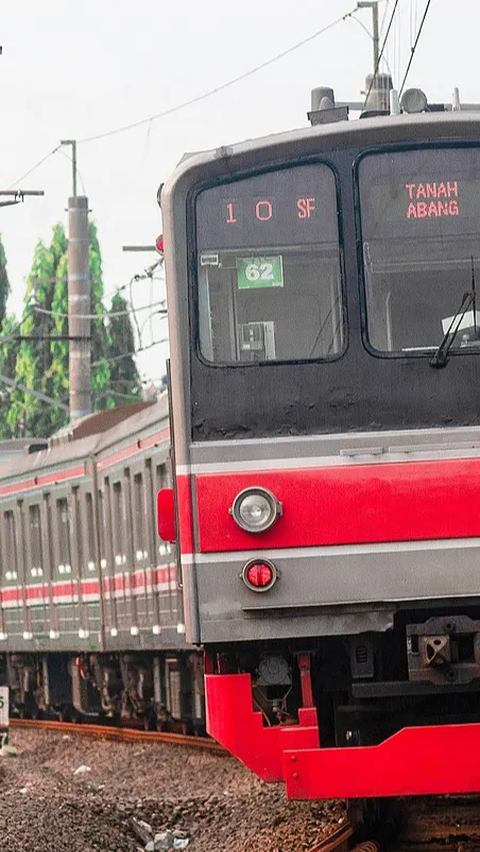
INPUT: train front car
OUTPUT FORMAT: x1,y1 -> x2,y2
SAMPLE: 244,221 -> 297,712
159,105 -> 480,800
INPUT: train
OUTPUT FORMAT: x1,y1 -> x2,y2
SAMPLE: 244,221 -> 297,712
158,77 -> 480,803
0,399 -> 205,733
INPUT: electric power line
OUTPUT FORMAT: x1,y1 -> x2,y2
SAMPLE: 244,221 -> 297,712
398,0 -> 433,98
349,13 -> 393,77
7,145 -> 61,190
79,10 -> 358,144
32,300 -> 167,320
56,147 -> 87,196
92,337 -> 168,367
362,0 -> 401,110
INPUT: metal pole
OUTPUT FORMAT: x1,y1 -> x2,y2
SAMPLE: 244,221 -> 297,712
357,1 -> 380,78
60,140 -> 77,197
372,1 -> 379,78
72,141 -> 77,198
68,196 -> 91,420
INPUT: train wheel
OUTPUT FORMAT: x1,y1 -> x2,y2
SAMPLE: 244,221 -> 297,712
143,712 -> 154,732
347,798 -> 400,837
58,706 -> 72,723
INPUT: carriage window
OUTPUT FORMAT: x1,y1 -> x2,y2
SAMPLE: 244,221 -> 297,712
113,482 -> 127,568
85,493 -> 96,571
196,163 -> 343,363
359,147 -> 480,354
29,505 -> 43,578
4,511 -> 18,582
133,473 -> 148,561
56,498 -> 72,574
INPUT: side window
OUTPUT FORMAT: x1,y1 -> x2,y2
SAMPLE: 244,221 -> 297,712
29,505 -> 44,578
56,497 -> 72,575
4,511 -> 18,582
98,489 -> 107,570
85,493 -> 96,572
133,473 -> 148,562
113,481 -> 127,567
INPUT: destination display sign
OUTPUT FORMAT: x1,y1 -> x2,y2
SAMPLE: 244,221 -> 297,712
359,148 -> 480,239
196,163 -> 339,250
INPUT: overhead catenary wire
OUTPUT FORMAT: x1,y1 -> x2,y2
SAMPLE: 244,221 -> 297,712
32,301 -> 167,320
78,9 -> 358,144
92,338 -> 168,368
7,145 -> 61,190
349,13 -> 393,77
398,0 -> 433,98
56,147 -> 87,196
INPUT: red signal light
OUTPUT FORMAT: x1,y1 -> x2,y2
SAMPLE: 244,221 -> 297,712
155,234 -> 164,254
242,559 -> 277,591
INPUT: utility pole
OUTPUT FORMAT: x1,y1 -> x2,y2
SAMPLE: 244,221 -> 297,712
67,194 -> 90,421
357,1 -> 380,78
61,140 -> 91,421
67,195 -> 91,421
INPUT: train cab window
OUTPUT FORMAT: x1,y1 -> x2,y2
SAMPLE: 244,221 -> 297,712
29,505 -> 44,578
359,147 -> 480,355
56,498 -> 72,575
196,163 -> 344,363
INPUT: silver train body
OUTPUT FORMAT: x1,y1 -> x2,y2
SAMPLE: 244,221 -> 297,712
0,400 -> 204,730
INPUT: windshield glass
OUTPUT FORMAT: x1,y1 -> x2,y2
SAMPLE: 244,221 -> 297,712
359,147 -> 480,354
196,163 -> 343,363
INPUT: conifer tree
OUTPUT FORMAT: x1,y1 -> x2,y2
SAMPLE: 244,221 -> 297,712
107,293 -> 141,404
0,222 -> 141,438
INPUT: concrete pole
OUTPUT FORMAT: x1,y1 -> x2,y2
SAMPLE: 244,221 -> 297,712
67,195 -> 91,420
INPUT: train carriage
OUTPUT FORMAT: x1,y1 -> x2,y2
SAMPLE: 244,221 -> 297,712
0,400 -> 204,732
159,85 -> 480,800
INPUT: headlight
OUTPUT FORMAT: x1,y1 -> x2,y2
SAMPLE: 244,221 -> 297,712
230,487 -> 282,533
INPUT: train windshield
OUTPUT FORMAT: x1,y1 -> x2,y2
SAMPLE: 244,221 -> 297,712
195,163 -> 343,363
359,147 -> 480,355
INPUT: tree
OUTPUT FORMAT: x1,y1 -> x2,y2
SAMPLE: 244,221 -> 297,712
0,235 -> 10,329
0,221 -> 141,439
107,293 -> 141,404
7,228 -> 68,437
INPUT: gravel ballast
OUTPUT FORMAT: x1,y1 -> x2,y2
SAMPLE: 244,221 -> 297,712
0,728 -> 345,851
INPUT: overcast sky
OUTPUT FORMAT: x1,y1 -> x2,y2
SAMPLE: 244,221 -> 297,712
0,0 -> 477,384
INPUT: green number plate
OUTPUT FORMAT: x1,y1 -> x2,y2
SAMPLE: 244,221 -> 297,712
236,256 -> 284,289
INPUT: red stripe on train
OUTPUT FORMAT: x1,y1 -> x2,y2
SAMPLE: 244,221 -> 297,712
193,459 -> 480,552
0,566 -> 176,605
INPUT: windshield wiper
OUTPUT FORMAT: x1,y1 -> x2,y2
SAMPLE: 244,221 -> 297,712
430,288 -> 476,368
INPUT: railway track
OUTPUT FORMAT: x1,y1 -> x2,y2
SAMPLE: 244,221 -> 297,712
308,823 -> 379,852
9,717 -> 226,752
309,796 -> 480,852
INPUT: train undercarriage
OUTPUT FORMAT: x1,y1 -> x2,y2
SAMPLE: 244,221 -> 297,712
205,603 -> 480,799
1,651 -> 205,733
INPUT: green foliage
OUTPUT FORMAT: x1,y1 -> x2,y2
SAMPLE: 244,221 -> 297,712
107,293 -> 141,404
0,235 -> 10,328
0,221 -> 141,438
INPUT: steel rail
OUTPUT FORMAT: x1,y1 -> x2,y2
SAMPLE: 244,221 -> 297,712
307,823 -> 380,852
9,717 -> 226,752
